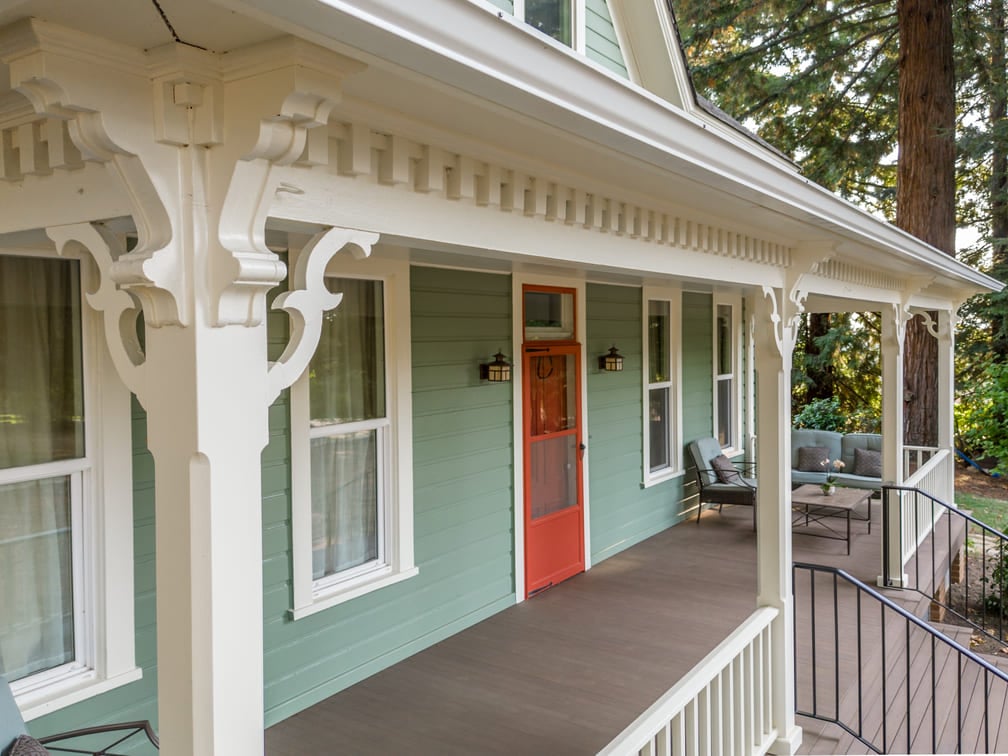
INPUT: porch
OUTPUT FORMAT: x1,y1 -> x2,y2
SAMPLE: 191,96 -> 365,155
265,497 -> 945,755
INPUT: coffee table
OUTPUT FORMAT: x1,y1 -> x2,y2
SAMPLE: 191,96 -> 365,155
790,484 -> 873,555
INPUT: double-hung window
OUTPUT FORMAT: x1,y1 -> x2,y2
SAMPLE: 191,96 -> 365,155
0,253 -> 137,718
290,256 -> 415,619
642,288 -> 681,485
714,296 -> 742,452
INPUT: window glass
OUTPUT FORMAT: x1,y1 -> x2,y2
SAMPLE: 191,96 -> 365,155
649,388 -> 670,472
717,379 -> 733,448
0,257 -> 83,469
0,256 -> 82,682
308,278 -> 387,584
716,304 -> 732,376
648,300 -> 670,383
526,0 -> 572,46
524,288 -> 574,341
311,279 -> 385,425
311,431 -> 379,579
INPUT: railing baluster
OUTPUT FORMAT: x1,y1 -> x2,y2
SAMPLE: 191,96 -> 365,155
881,599 -> 887,753
833,571 -> 840,724
905,617 -> 911,754
931,633 -> 936,753
856,589 -> 863,740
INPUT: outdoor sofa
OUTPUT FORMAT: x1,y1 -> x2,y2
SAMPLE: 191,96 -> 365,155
791,429 -> 883,490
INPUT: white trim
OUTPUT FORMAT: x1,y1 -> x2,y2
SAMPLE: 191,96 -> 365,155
641,286 -> 682,485
604,0 -> 641,85
289,251 -> 416,618
1,249 -> 137,716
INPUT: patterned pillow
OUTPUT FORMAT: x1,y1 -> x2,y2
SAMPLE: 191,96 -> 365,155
710,454 -> 742,484
796,446 -> 829,473
8,735 -> 50,756
853,447 -> 883,478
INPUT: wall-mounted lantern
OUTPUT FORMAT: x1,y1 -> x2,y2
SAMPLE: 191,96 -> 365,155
480,351 -> 512,382
598,345 -> 624,372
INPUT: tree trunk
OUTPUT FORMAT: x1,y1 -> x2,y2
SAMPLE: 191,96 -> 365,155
896,0 -> 956,446
991,0 -> 1008,358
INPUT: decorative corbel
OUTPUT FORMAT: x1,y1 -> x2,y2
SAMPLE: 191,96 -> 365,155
267,227 -> 379,402
215,77 -> 345,327
760,285 -> 803,358
46,222 -> 146,396
3,19 -> 183,326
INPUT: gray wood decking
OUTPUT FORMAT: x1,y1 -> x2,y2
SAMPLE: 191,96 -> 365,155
266,500 -> 1002,755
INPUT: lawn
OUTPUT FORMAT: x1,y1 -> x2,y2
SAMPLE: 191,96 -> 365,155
956,492 -> 1008,533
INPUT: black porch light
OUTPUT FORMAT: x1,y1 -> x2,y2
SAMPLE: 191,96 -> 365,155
599,345 -> 624,372
480,351 -> 512,382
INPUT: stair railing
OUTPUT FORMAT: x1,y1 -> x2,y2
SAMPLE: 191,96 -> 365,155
881,484 -> 1007,648
794,562 -> 1008,754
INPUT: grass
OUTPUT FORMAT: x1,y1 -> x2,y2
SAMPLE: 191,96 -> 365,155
956,492 -> 1008,533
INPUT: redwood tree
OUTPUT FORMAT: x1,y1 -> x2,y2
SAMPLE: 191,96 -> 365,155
897,0 -> 956,446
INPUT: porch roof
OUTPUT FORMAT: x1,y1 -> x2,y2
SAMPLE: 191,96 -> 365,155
264,502 -> 996,755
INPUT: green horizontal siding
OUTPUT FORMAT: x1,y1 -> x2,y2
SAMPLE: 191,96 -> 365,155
586,284 -> 687,564
586,0 -> 628,77
262,265 -> 516,726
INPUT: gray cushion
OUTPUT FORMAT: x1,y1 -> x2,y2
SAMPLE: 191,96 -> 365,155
710,454 -> 742,484
796,446 -> 829,473
8,735 -> 49,755
853,447 -> 883,478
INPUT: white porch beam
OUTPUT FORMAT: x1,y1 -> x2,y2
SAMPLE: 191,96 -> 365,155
936,310 -> 955,504
751,287 -> 802,756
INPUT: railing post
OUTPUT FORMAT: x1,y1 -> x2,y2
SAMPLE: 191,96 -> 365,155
936,310 -> 956,506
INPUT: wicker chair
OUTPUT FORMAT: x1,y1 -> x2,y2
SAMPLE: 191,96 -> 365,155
687,436 -> 757,530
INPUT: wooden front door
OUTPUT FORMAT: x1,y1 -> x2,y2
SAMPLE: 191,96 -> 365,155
522,343 -> 584,597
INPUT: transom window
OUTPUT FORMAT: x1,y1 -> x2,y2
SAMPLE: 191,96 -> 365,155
511,0 -> 584,51
642,288 -> 682,485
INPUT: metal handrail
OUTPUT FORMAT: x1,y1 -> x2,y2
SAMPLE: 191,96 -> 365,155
881,484 -> 1008,647
794,562 -> 1008,754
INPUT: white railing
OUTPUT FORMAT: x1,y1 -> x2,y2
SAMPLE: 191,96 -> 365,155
903,445 -> 940,478
899,448 -> 953,565
598,607 -> 779,756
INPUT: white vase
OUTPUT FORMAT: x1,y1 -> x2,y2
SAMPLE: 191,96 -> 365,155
822,484 -> 836,496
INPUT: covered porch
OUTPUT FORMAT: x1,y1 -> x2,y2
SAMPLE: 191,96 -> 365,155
265,496 -> 970,755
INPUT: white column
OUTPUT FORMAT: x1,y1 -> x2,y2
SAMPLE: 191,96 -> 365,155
752,289 -> 802,756
879,307 -> 907,586
936,310 -> 956,504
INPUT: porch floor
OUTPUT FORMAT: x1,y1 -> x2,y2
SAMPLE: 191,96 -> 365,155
264,499 -> 991,755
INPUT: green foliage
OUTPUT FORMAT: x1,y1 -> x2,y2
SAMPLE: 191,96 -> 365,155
793,397 -> 845,431
957,361 -> 1008,473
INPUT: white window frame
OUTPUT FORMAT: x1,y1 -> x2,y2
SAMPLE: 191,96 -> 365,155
642,287 -> 683,486
290,253 -> 416,620
1,249 -> 139,721
713,292 -> 743,455
513,0 -> 587,53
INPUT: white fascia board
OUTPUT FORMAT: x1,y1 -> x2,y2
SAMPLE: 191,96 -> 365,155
216,0 -> 1002,295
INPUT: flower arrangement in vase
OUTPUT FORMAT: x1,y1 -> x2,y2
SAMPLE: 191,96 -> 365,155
820,458 -> 845,495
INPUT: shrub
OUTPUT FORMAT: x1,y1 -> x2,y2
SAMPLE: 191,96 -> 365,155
793,397 -> 845,431
957,361 -> 1008,475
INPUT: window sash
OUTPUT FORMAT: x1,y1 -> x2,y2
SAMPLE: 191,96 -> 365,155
643,292 -> 680,481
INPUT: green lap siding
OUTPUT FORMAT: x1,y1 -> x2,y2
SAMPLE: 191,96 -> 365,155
586,0 -> 629,77
586,284 -> 684,563
261,265 -> 516,725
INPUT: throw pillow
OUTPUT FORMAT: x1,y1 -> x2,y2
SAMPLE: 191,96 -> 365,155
796,446 -> 830,473
8,735 -> 50,756
710,454 -> 742,484
853,447 -> 883,478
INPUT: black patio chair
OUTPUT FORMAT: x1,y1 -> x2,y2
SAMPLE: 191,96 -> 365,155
687,436 -> 757,530
1,676 -> 158,755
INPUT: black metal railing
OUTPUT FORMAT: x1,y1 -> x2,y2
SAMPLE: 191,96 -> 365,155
794,562 -> 1008,754
881,485 -> 1008,648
